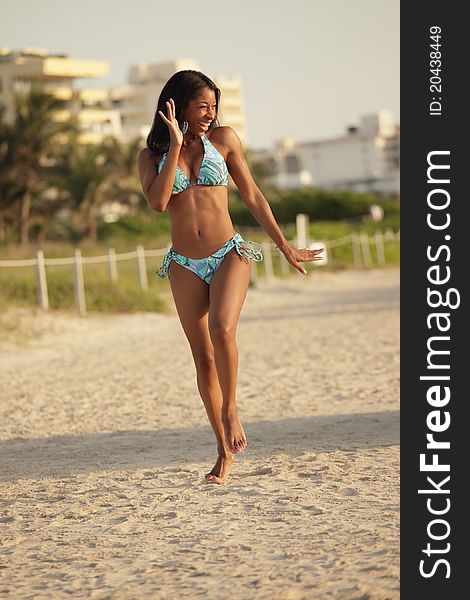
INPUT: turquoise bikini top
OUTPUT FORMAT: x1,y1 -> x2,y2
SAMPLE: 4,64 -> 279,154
157,133 -> 229,195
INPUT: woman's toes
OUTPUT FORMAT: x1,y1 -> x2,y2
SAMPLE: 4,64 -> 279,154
204,474 -> 226,485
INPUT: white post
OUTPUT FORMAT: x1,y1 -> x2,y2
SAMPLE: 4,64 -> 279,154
351,233 -> 362,268
250,259 -> 258,285
326,242 -> 333,267
35,250 -> 49,310
261,241 -> 274,283
374,231 -> 385,265
296,214 -> 309,250
73,248 -> 87,317
384,227 -> 395,242
278,248 -> 289,275
107,248 -> 118,282
360,231 -> 373,267
136,245 -> 148,290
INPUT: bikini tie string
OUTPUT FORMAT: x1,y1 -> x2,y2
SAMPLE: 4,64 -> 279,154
156,249 -> 174,278
235,239 -> 264,263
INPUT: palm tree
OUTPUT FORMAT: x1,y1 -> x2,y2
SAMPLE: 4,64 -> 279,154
99,135 -> 145,210
0,82 -> 77,245
50,139 -> 117,243
0,105 -> 21,242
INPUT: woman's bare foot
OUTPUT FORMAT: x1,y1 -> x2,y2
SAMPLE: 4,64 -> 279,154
222,407 -> 247,454
204,448 -> 235,484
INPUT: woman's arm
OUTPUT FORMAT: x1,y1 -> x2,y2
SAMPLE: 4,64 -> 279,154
221,126 -> 324,274
138,99 -> 184,212
138,146 -> 180,212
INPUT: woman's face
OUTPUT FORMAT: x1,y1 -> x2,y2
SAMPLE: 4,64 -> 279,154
183,87 -> 217,136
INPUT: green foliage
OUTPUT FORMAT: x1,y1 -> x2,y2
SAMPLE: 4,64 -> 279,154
98,212 -> 171,244
84,280 -> 165,313
308,217 -> 400,240
0,260 -> 167,314
229,187 -> 399,227
0,272 -> 37,308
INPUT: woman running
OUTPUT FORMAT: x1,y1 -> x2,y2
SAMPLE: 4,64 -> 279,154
138,70 -> 324,484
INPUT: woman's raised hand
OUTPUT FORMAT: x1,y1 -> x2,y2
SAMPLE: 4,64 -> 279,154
158,98 -> 184,147
281,244 -> 326,275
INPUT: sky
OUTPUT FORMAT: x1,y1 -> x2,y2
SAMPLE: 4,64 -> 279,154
1,0 -> 399,150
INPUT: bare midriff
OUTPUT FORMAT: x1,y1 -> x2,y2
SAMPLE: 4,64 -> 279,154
166,185 -> 236,259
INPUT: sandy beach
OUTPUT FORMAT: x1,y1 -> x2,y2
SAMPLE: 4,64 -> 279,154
0,267 -> 400,599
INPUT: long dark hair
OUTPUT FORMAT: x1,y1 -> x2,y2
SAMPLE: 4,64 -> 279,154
146,70 -> 221,155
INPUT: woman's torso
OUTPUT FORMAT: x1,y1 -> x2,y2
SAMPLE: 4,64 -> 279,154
153,128 -> 235,259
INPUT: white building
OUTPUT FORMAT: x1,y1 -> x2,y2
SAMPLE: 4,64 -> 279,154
252,111 -> 400,196
0,47 -> 122,145
0,50 -> 247,149
110,59 -> 247,146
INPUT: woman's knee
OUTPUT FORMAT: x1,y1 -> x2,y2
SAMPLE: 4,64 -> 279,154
194,350 -> 216,372
208,322 -> 236,346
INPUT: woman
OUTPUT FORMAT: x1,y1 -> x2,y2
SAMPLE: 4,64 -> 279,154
138,70 -> 324,484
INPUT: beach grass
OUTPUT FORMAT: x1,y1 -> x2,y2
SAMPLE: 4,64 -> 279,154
0,220 -> 399,314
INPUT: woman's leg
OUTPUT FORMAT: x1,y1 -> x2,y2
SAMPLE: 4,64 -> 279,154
208,248 -> 252,454
168,260 -> 234,482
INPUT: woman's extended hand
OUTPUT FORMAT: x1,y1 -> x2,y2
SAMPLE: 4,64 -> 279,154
158,98 -> 183,147
280,244 -> 325,275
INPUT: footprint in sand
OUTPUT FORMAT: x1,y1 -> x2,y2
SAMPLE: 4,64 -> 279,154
341,487 -> 358,496
110,516 -> 128,525
302,505 -> 324,515
0,516 -> 15,523
297,466 -> 328,478
244,467 -> 273,477
142,471 -> 160,479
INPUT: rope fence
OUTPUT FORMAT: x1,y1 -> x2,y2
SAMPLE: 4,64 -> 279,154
0,228 -> 399,316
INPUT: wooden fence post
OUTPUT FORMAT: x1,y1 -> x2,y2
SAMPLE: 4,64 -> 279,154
278,248 -> 289,275
73,248 -> 87,317
136,245 -> 148,290
261,241 -> 274,283
351,233 -> 362,268
296,214 -> 310,250
360,231 -> 372,267
107,248 -> 118,283
35,249 -> 49,310
374,231 -> 385,265
250,259 -> 258,285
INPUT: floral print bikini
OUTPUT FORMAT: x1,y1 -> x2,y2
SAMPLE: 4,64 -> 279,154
155,133 -> 263,285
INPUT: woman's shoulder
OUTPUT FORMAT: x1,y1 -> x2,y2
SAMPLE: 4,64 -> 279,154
139,147 -> 164,167
139,146 -> 164,159
207,125 -> 242,154
207,125 -> 238,142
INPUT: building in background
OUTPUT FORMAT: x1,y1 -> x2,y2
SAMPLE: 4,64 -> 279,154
252,110 -> 400,196
110,59 -> 247,146
212,73 -> 246,145
1,47 -> 398,198
109,58 -> 199,145
0,47 -> 121,144
1,50 -> 247,149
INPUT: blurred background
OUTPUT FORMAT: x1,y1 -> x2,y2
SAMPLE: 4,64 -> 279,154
0,0 -> 400,315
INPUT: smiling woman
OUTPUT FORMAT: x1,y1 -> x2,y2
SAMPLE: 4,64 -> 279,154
137,69 -> 324,485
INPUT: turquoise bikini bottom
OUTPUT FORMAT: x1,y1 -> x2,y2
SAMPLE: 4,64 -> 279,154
156,232 -> 263,285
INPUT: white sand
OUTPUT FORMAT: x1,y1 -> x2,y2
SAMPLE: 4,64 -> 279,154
0,267 -> 399,599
